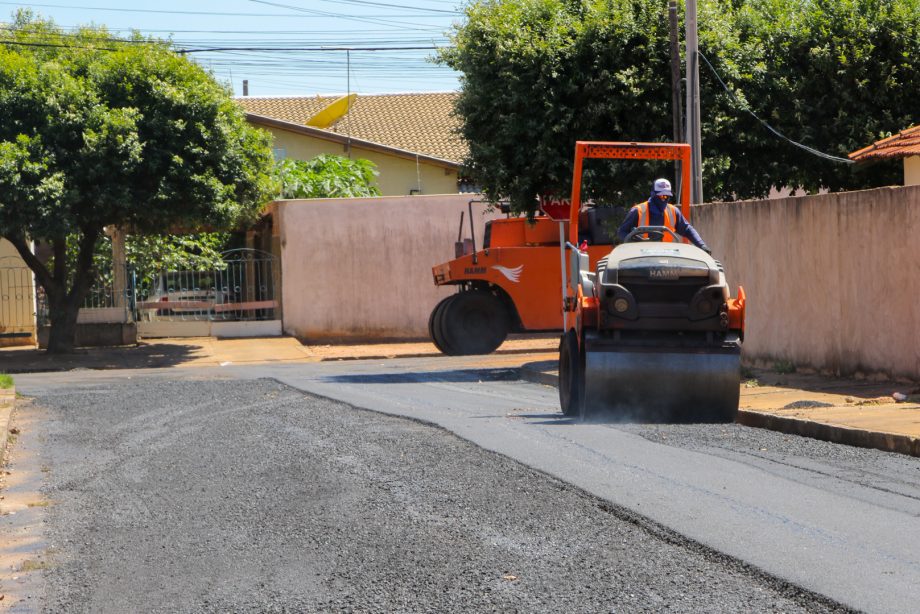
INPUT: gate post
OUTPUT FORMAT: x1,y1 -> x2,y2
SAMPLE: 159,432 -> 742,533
108,226 -> 129,319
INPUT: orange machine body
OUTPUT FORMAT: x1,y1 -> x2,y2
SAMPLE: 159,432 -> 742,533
432,216 -> 611,331
564,141 -> 745,338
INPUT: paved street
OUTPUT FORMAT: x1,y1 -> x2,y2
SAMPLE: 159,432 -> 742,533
5,374 -> 841,613
5,358 -> 920,612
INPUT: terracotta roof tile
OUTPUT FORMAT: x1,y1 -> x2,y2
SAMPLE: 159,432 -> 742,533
849,125 -> 920,162
235,93 -> 467,164
236,96 -> 335,125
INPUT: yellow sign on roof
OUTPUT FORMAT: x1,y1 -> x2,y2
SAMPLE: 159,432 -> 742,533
306,94 -> 358,129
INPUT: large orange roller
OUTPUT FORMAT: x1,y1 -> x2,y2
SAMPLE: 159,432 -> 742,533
558,142 -> 746,422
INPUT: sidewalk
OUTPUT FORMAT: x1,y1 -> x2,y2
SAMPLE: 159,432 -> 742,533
0,335 -> 558,373
519,359 -> 920,457
1,336 -> 918,457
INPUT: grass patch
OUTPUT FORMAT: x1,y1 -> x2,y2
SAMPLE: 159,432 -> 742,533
0,373 -> 12,389
740,366 -> 757,379
743,378 -> 760,388
772,360 -> 797,374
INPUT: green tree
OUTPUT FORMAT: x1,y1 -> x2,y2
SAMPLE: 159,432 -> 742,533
719,0 -> 919,194
277,154 -> 381,199
0,13 -> 276,352
440,0 -> 920,213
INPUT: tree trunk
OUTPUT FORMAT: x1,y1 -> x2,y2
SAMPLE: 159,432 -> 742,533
5,230 -> 101,354
46,294 -> 82,354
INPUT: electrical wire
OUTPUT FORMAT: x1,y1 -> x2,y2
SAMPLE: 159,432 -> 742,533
244,0 -> 442,29
698,52 -> 854,164
0,1 -> 449,21
310,0 -> 460,15
0,1 -> 301,17
0,2 -> 459,92
178,45 -> 439,54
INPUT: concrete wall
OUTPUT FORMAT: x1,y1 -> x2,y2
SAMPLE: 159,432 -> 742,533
38,323 -> 136,349
693,184 -> 920,379
276,194 -> 502,340
265,126 -> 460,196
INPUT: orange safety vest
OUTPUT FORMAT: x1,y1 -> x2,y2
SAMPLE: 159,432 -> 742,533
632,202 -> 677,242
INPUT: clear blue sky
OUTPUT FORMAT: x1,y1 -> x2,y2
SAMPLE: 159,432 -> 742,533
1,0 -> 464,96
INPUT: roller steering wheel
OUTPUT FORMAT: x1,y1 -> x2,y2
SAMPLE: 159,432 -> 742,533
624,225 -> 682,243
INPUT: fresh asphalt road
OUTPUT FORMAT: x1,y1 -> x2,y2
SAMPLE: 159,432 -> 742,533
12,356 -> 920,613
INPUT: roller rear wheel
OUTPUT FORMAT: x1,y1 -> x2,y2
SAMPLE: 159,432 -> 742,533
428,295 -> 454,354
559,330 -> 585,418
437,291 -> 508,355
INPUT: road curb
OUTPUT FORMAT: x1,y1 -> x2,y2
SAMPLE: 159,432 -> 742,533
735,410 -> 920,457
0,386 -> 16,462
519,364 -> 920,458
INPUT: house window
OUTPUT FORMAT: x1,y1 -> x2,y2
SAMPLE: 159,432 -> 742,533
458,176 -> 480,193
272,147 -> 286,162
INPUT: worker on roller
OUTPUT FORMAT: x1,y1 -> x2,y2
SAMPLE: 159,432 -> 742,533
617,178 -> 711,254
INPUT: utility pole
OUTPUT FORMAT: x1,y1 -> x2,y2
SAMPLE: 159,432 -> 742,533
345,49 -> 352,158
685,0 -> 703,204
668,1 -> 683,196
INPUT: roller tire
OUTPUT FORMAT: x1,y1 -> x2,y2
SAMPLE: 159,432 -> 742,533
428,295 -> 454,354
437,291 -> 508,356
558,330 -> 585,418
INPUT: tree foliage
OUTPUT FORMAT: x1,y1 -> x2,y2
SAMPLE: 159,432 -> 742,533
440,0 -> 920,212
0,12 -> 276,351
61,232 -> 231,289
277,154 -> 381,199
122,233 -> 231,274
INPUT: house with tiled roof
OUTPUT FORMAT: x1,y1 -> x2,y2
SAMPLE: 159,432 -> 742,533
237,93 -> 470,196
849,125 -> 920,186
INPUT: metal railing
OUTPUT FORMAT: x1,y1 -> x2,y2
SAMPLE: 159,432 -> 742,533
133,249 -> 277,322
34,265 -> 132,325
27,249 -> 277,326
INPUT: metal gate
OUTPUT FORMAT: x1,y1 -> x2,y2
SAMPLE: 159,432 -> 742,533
134,248 -> 280,338
0,257 -> 37,346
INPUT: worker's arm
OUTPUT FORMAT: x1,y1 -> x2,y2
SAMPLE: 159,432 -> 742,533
674,211 -> 710,252
616,208 -> 640,242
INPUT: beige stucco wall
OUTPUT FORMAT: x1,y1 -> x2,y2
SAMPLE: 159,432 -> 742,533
906,156 -> 920,186
693,184 -> 920,379
276,194 -> 502,340
263,125 -> 459,196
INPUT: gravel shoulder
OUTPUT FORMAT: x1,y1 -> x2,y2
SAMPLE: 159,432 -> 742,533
33,377 -> 849,613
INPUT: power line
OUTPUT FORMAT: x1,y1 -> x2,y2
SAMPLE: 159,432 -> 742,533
0,1 -> 303,17
698,52 -> 854,165
178,45 -> 440,54
1,1 -> 451,21
0,39 -> 119,50
310,0 -> 460,15
244,0 -> 443,29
